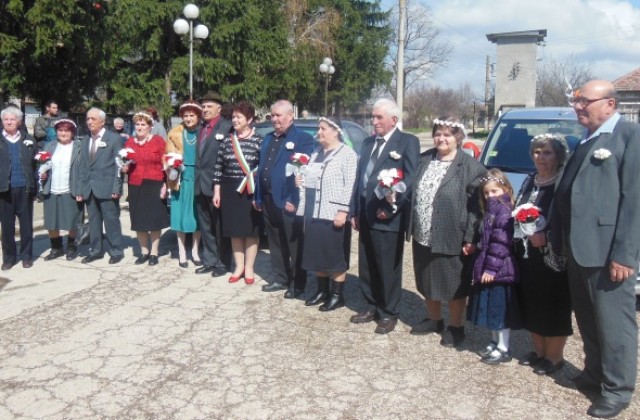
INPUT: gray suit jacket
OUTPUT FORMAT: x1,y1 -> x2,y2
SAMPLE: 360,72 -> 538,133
78,129 -> 123,199
555,119 -> 640,268
195,117 -> 232,197
41,140 -> 83,196
407,148 -> 485,253
351,128 -> 420,233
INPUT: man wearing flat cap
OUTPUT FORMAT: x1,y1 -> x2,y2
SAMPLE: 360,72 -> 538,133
194,91 -> 232,276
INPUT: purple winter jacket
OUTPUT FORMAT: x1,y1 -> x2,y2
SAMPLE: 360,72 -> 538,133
472,194 -> 518,285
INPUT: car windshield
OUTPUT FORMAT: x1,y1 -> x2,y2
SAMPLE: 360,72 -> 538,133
481,119 -> 583,173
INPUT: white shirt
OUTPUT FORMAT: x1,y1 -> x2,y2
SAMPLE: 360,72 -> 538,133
2,130 -> 21,143
51,142 -> 74,194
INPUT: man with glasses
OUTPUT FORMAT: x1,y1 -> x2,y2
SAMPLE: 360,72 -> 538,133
554,80 -> 640,418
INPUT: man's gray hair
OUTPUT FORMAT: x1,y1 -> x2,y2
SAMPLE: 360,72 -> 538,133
1,106 -> 24,120
113,117 -> 125,125
372,98 -> 401,119
87,107 -> 106,121
271,100 -> 294,115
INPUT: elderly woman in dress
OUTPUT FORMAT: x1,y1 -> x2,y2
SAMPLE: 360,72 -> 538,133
295,117 -> 358,311
409,117 -> 485,347
39,119 -> 84,261
515,134 -> 572,375
121,111 -> 169,265
212,102 -> 262,284
166,100 -> 203,268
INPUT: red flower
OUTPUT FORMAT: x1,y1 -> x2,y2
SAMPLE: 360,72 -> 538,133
515,207 -> 540,223
290,153 -> 310,166
34,151 -> 52,163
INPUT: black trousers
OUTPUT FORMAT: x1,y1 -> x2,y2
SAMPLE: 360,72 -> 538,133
357,214 -> 405,319
262,194 -> 306,290
196,193 -> 231,268
0,188 -> 34,264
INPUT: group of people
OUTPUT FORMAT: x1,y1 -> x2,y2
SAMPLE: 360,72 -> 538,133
1,79 -> 639,418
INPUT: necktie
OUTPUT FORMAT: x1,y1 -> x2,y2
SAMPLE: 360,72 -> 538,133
363,137 -> 385,189
90,135 -> 99,160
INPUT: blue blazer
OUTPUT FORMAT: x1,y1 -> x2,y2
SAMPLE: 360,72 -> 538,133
255,125 -> 315,209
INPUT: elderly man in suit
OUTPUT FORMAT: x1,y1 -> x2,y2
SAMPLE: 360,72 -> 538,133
77,108 -> 125,265
194,91 -> 232,277
254,100 -> 315,298
0,106 -> 37,270
350,98 -> 420,334
554,80 -> 640,419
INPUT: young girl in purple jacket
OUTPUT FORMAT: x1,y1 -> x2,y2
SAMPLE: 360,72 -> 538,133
467,169 -> 521,365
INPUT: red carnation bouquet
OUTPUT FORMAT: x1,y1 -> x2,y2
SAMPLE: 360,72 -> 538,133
285,153 -> 310,176
115,148 -> 136,178
164,153 -> 185,182
34,151 -> 53,201
512,203 -> 545,257
375,168 -> 407,212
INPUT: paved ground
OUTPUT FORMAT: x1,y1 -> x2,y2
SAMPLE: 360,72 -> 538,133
1,205 -> 640,419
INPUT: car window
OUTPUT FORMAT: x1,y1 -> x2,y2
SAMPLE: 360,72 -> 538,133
343,123 -> 367,155
482,119 -> 583,173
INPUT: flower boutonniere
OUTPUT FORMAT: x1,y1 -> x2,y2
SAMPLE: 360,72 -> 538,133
23,139 -> 34,147
593,148 -> 611,160
389,151 -> 401,160
215,134 -> 224,141
97,141 -> 107,148
285,141 -> 295,150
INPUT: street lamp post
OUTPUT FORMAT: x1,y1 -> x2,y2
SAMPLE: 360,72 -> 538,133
173,4 -> 209,99
318,57 -> 335,116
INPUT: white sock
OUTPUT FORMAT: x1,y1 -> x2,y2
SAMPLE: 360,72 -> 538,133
497,328 -> 510,352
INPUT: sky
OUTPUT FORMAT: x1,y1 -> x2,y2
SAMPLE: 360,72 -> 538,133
380,0 -> 640,96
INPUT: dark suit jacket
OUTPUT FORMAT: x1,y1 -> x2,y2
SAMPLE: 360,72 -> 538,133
78,129 -> 123,199
0,132 -> 37,193
407,148 -> 485,253
352,128 -> 420,233
41,140 -> 83,196
195,117 -> 232,197
254,125 -> 315,209
554,119 -> 640,268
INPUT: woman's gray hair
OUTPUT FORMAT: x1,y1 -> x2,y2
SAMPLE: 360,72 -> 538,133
529,133 -> 569,168
373,98 -> 401,119
1,106 -> 23,120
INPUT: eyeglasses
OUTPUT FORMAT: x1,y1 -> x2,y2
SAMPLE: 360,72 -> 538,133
569,97 -> 612,107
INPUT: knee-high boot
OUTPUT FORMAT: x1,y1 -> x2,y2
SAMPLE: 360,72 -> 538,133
319,280 -> 345,312
305,276 -> 330,306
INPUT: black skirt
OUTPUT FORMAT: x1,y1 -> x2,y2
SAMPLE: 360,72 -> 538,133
128,180 -> 169,231
219,180 -> 260,238
302,218 -> 351,273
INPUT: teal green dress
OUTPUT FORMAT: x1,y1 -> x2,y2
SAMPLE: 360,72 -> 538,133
170,129 -> 198,232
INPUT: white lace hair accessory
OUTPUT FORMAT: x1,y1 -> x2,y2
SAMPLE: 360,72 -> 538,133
319,117 -> 344,139
133,112 -> 154,125
433,118 -> 465,130
532,133 -> 560,141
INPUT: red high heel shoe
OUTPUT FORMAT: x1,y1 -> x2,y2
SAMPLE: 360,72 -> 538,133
229,272 -> 244,283
244,276 -> 255,285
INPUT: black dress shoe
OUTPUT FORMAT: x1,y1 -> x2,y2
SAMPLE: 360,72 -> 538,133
44,249 -> 64,261
262,282 -> 287,292
375,317 -> 398,334
533,358 -> 565,375
148,255 -> 159,266
108,255 -> 123,264
179,261 -> 188,268
192,259 -> 203,267
22,260 -> 33,268
66,247 -> 78,261
1,262 -> 14,271
350,310 -> 376,324
211,267 -> 227,277
284,288 -> 304,299
518,351 -> 544,367
81,254 -> 104,264
587,396 -> 629,418
195,265 -> 214,274
135,254 -> 149,265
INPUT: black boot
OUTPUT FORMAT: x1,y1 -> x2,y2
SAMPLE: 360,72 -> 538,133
305,276 -> 330,306
66,237 -> 78,260
45,237 -> 64,261
440,326 -> 465,348
319,280 -> 345,312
